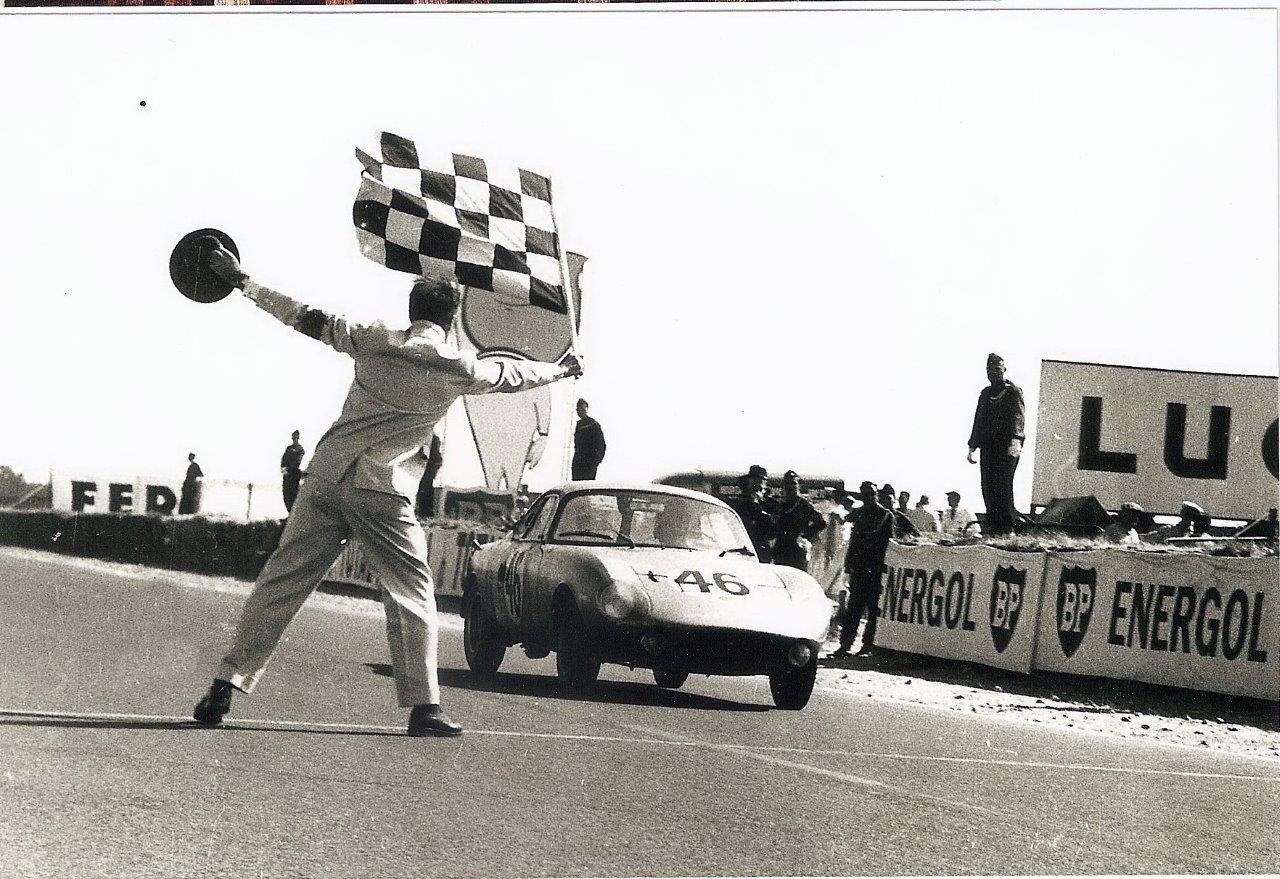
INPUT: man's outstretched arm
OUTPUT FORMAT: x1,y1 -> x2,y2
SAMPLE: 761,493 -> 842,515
207,244 -> 391,356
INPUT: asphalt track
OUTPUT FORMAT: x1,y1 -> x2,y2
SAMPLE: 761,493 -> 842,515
1,548 -> 1278,878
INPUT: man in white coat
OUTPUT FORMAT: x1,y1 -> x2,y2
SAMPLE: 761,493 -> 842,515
192,244 -> 581,737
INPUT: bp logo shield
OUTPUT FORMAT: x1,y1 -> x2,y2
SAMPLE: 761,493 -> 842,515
1055,566 -> 1097,659
988,565 -> 1026,654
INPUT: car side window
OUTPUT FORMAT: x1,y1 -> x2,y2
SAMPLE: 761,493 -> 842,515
513,496 -> 548,540
524,495 -> 560,542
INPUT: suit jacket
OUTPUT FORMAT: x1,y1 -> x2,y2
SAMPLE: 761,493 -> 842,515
243,280 -> 564,501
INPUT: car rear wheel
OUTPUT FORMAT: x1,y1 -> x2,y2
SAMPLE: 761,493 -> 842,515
555,598 -> 600,690
769,656 -> 817,710
463,588 -> 506,675
652,668 -> 688,689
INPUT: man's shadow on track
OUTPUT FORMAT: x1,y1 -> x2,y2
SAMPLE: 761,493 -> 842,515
0,711 -> 405,738
367,664 -> 769,713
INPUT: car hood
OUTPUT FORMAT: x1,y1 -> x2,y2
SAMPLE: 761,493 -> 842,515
599,548 -> 830,640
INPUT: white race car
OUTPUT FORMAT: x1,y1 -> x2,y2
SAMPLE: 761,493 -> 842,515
463,482 -> 834,709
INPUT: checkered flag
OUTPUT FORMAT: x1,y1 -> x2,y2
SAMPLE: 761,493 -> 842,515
353,132 -> 567,314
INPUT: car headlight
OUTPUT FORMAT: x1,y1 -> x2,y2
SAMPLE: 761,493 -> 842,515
599,580 -> 649,621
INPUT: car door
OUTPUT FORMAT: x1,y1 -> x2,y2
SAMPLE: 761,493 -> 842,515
498,493 -> 558,633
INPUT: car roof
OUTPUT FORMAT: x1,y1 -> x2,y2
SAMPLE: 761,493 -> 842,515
548,480 -> 735,511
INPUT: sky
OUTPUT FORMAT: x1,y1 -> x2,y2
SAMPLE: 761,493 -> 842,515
0,3 -> 1276,515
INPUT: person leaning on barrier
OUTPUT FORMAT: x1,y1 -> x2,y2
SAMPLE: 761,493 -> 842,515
906,494 -> 940,534
1103,502 -> 1147,545
191,245 -> 582,738
831,481 -> 895,658
1144,501 -> 1212,544
940,490 -> 979,537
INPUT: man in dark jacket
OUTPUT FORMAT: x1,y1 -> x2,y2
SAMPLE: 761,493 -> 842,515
880,483 -> 921,539
178,452 -> 203,515
833,481 -> 895,657
967,353 -> 1026,535
731,464 -> 778,563
771,470 -> 827,571
414,433 -> 444,518
571,399 -> 606,480
280,430 -> 306,513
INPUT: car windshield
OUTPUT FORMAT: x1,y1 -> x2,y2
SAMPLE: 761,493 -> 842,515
551,490 -> 753,553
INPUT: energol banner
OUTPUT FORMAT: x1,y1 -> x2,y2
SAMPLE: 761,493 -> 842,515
877,543 -> 1046,673
1036,549 -> 1278,700
1031,360 -> 1278,520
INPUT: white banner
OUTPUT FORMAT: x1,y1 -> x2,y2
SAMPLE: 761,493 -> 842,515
50,472 -> 285,521
1037,550 -> 1279,700
324,522 -> 500,598
1031,360 -> 1279,520
877,543 -> 1046,673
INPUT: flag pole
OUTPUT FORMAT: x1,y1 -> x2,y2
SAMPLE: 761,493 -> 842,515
548,198 -> 579,485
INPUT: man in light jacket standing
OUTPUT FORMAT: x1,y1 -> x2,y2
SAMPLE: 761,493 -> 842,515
192,245 -> 582,737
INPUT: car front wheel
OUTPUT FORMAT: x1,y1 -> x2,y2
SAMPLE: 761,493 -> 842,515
769,656 -> 817,710
555,598 -> 600,690
463,588 -> 506,675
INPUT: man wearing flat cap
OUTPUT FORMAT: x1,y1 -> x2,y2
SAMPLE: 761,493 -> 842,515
967,353 -> 1025,536
732,464 -> 778,562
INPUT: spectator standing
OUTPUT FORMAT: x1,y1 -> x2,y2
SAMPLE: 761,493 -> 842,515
940,490 -> 979,536
570,399 -> 607,480
414,432 -> 444,518
819,491 -> 854,577
178,452 -> 203,515
967,353 -> 1026,535
832,481 -> 895,657
730,464 -> 778,563
771,470 -> 827,571
906,494 -> 940,534
280,430 -> 306,513
880,483 -> 920,538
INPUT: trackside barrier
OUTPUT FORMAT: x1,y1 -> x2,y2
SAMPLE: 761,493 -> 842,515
876,544 -> 1046,673
323,521 -> 501,598
877,543 -> 1279,700
1036,550 -> 1278,700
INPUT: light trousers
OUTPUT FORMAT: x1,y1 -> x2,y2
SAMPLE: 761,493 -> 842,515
217,472 -> 440,707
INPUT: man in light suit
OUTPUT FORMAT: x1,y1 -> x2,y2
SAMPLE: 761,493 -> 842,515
192,245 -> 582,737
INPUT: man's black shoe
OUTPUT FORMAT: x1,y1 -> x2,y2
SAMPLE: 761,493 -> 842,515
855,646 -> 877,657
193,679 -> 234,726
407,705 -> 463,738
828,647 -> 852,659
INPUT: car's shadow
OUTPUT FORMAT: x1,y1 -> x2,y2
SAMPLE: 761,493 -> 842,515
366,663 -> 770,712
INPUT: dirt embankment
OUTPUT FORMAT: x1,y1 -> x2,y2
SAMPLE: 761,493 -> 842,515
816,638 -> 1279,761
